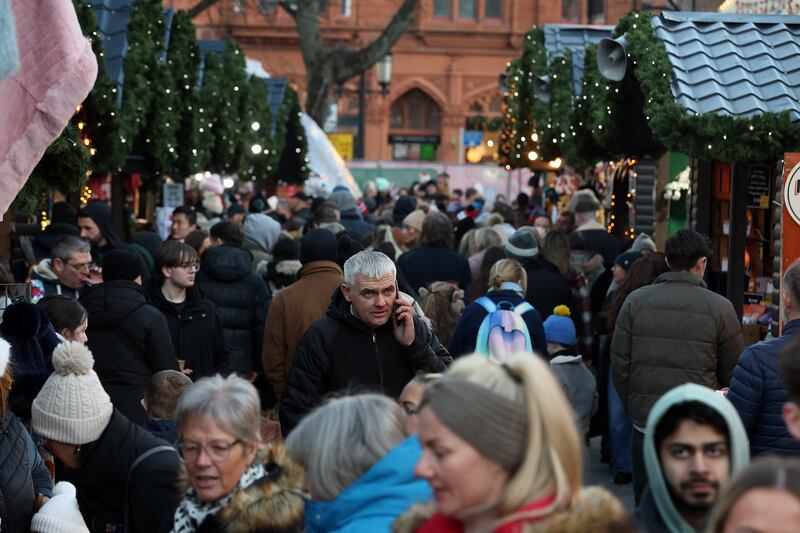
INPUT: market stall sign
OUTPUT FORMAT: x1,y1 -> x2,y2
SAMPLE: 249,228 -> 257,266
747,165 -> 771,209
463,131 -> 484,148
784,161 -> 800,226
389,135 -> 441,145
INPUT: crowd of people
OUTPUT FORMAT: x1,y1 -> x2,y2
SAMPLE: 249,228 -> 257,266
3,174 -> 800,532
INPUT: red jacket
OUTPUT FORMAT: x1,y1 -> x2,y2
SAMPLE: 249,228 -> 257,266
416,495 -> 556,533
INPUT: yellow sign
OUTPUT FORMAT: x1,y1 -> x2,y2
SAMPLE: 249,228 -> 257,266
328,132 -> 354,161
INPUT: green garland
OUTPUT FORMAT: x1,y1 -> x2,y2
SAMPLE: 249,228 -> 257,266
168,11 -> 203,178
564,45 -> 609,168
119,0 -> 165,148
17,125 -> 90,213
273,87 -> 309,184
142,59 -> 180,186
238,77 -> 274,180
209,43 -> 247,174
594,11 -> 800,162
72,0 -> 125,175
537,52 -> 573,162
195,51 -> 222,172
496,59 -> 520,168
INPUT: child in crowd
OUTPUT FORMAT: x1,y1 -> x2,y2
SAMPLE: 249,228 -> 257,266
398,372 -> 442,436
141,370 -> 192,444
544,305 -> 598,438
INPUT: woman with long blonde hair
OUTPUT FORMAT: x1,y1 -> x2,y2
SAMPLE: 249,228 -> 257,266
448,259 -> 546,358
405,354 -> 628,532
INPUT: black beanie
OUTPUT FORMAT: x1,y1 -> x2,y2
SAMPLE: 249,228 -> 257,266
51,202 -> 77,225
300,229 -> 337,265
272,237 -> 300,263
102,248 -> 144,282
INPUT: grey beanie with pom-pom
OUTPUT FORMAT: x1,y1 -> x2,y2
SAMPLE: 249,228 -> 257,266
32,341 -> 113,445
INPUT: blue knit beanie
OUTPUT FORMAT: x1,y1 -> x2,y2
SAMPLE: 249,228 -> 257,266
543,305 -> 576,346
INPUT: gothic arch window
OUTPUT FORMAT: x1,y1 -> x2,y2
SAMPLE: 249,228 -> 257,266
390,89 -> 442,131
389,89 -> 442,161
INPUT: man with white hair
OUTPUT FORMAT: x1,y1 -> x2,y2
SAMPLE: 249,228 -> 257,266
279,251 -> 451,434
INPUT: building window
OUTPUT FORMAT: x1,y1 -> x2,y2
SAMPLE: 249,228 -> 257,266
458,0 -> 477,19
341,0 -> 352,16
434,0 -> 451,17
588,0 -> 605,23
562,0 -> 579,22
485,0 -> 501,18
390,89 -> 442,161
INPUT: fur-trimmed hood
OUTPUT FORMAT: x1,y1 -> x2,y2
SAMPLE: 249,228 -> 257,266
177,443 -> 305,533
392,486 -> 629,533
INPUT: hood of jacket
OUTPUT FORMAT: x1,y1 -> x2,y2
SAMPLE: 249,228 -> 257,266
644,384 -> 750,533
80,280 -> 149,328
243,214 -> 281,254
177,443 -> 305,532
306,436 -> 431,532
32,259 -> 58,281
200,245 -> 253,282
394,486 -> 627,533
328,189 -> 358,216
79,202 -> 122,249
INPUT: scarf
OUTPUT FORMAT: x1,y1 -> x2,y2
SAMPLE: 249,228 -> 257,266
172,462 -> 267,533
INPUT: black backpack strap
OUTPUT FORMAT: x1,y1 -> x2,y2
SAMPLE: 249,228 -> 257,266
123,445 -> 178,533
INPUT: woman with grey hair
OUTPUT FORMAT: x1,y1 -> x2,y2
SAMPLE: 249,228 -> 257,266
172,374 -> 304,532
285,393 -> 431,531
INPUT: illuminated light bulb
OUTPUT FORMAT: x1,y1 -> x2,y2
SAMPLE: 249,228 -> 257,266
548,157 -> 562,169
251,144 -> 262,155
527,151 -> 538,161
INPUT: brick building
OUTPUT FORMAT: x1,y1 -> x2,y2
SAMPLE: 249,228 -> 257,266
167,0 -> 719,162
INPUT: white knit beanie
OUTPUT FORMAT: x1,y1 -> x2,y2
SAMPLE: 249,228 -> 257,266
0,336 -> 9,377
31,341 -> 113,445
31,481 -> 90,533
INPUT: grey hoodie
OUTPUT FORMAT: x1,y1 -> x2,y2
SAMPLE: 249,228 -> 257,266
243,214 -> 281,269
638,384 -> 750,533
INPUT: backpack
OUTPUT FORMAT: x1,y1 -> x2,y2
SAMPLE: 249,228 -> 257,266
474,296 -> 534,363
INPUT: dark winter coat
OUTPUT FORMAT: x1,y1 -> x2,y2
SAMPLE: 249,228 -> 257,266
64,410 -> 181,533
280,289 -> 452,434
574,222 -> 622,267
197,245 -> 271,375
0,413 -> 35,533
518,257 -> 573,320
81,281 -> 179,424
339,212 -> 374,242
447,289 -> 547,357
397,245 -> 472,293
142,419 -> 178,445
727,319 -> 800,456
610,271 -> 744,427
2,303 -> 60,422
173,444 -> 305,533
146,283 -> 229,379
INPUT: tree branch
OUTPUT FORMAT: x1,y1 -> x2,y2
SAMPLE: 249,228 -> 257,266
336,0 -> 419,83
188,0 -> 222,18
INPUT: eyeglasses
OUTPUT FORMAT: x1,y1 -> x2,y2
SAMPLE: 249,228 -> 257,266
177,439 -> 241,463
64,260 -> 92,272
175,262 -> 200,273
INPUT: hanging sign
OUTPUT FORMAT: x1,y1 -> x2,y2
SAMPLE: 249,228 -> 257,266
747,164 -> 771,209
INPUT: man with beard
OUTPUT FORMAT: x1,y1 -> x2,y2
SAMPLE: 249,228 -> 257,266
77,201 -> 126,268
638,384 -> 749,532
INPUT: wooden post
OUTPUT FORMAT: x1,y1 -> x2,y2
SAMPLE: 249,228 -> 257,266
780,153 -> 800,334
727,162 -> 749,323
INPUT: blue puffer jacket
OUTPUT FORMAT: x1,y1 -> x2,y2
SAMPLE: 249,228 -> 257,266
728,319 -> 800,456
304,436 -> 431,532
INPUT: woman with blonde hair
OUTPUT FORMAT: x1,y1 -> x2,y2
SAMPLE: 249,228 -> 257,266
705,457 -> 800,533
448,259 -> 546,358
404,354 -> 628,532
467,228 -> 503,280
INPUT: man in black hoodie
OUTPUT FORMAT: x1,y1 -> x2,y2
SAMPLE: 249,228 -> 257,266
80,249 -> 178,423
77,201 -> 125,267
196,221 -> 270,376
280,250 -> 451,434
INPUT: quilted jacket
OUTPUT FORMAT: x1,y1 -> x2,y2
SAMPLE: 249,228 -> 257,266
728,319 -> 800,456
